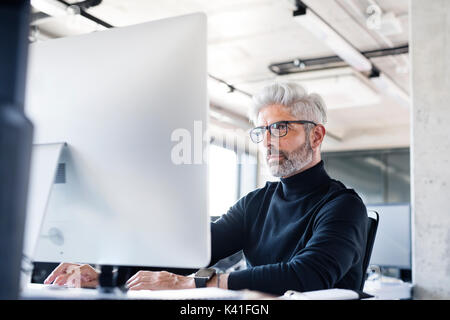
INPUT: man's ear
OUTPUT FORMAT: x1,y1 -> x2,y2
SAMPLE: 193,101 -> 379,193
310,124 -> 326,149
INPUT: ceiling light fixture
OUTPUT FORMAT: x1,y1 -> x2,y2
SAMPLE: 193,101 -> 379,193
292,1 -> 409,107
30,0 -> 112,29
30,0 -> 68,17
293,1 -> 372,72
268,44 -> 408,75
370,73 -> 409,108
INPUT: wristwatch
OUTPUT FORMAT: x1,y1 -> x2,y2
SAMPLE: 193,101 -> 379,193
194,268 -> 216,288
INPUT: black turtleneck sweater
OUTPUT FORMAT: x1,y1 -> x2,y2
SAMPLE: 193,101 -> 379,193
210,161 -> 368,296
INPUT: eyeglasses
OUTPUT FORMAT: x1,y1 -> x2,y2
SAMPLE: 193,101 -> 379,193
249,120 -> 317,143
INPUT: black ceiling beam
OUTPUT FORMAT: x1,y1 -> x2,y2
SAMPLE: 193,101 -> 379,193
362,44 -> 409,59
293,0 -> 307,16
71,0 -> 103,9
208,73 -> 252,98
268,44 -> 409,75
56,0 -> 113,29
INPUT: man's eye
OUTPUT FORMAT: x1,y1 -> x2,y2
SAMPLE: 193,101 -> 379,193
273,123 -> 286,130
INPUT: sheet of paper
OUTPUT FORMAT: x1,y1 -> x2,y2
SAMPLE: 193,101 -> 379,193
283,288 -> 359,300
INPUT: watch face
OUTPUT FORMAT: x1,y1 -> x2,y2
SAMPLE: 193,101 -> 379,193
196,268 -> 215,278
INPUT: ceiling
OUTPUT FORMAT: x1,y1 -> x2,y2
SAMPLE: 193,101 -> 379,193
30,0 -> 411,152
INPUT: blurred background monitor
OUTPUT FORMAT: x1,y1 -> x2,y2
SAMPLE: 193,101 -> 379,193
366,204 -> 411,279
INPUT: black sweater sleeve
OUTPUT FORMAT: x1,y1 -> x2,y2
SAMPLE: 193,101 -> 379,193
209,196 -> 246,267
227,193 -> 367,295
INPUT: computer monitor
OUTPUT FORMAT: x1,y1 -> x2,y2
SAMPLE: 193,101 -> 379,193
24,13 -> 209,269
366,204 -> 411,271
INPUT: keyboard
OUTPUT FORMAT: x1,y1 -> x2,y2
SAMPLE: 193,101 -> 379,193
20,283 -> 245,300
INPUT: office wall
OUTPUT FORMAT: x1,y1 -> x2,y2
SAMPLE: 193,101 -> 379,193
410,0 -> 450,299
323,148 -> 410,205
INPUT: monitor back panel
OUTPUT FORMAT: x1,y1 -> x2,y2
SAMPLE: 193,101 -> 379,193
367,204 -> 411,269
25,13 -> 210,268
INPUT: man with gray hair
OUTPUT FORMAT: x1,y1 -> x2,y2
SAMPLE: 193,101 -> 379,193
204,82 -> 367,295
249,82 -> 328,178
45,82 -> 368,297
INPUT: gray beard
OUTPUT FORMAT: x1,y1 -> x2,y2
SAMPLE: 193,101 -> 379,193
265,140 -> 313,178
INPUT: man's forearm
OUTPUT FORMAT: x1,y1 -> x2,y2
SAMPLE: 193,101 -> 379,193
124,271 -> 230,291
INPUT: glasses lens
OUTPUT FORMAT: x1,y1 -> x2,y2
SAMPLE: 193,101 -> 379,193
270,122 -> 287,137
250,127 -> 265,143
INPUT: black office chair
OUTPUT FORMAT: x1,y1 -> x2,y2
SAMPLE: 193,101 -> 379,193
359,210 -> 379,291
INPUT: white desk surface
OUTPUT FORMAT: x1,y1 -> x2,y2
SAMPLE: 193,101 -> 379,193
363,278 -> 413,300
21,281 -> 412,300
21,283 -> 271,300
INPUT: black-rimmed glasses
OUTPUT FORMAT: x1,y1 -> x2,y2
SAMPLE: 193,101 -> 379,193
249,120 -> 317,143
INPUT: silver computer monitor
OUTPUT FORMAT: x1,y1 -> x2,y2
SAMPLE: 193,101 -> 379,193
24,12 -> 210,269
366,204 -> 411,269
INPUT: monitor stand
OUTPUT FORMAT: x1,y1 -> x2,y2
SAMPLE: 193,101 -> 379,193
97,265 -> 132,297
98,265 -> 117,293
21,142 -> 66,291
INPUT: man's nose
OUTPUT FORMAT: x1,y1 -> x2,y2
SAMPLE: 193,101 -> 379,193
263,128 -> 272,148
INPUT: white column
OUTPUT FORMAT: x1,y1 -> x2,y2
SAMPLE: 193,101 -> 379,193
410,0 -> 450,299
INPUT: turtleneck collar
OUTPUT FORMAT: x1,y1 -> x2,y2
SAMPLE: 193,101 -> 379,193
279,160 -> 330,197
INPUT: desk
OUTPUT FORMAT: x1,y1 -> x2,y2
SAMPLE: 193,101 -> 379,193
20,283 -> 276,300
21,281 -> 412,300
363,278 -> 413,300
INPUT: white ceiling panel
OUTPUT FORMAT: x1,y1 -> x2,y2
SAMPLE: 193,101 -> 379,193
31,0 -> 411,151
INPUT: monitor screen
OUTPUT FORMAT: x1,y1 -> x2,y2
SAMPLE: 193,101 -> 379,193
24,13 -> 210,269
366,203 -> 411,269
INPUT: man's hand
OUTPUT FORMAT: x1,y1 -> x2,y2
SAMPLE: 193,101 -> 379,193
125,271 -> 195,291
44,263 -> 99,288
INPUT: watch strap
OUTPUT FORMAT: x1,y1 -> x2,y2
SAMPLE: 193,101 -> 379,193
194,277 -> 209,288
194,268 -> 216,288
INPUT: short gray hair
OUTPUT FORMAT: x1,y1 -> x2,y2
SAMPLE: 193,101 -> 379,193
249,82 -> 327,126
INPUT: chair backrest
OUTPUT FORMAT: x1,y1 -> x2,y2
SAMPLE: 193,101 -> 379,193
360,210 -> 379,291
